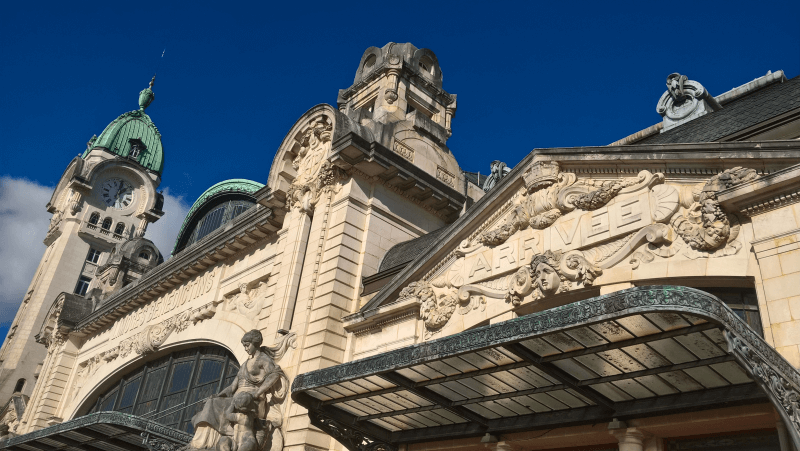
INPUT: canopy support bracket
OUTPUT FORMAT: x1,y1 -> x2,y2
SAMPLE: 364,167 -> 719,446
726,330 -> 800,450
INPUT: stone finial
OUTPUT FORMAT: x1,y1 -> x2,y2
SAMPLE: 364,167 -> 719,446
138,75 -> 156,111
656,73 -> 721,132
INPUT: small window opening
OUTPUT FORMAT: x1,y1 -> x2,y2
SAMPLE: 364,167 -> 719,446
139,250 -> 151,261
114,223 -> 126,235
102,218 -> 113,230
13,379 -> 25,393
363,54 -> 377,74
89,213 -> 100,225
75,276 -> 92,296
129,139 -> 146,160
418,56 -> 435,76
87,248 -> 101,264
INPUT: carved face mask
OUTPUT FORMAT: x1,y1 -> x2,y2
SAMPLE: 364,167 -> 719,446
535,263 -> 560,295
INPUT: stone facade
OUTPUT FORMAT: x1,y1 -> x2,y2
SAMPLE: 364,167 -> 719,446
3,44 -> 800,451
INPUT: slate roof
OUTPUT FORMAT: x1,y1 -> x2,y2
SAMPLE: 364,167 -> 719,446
464,171 -> 488,188
637,74 -> 800,144
378,227 -> 449,271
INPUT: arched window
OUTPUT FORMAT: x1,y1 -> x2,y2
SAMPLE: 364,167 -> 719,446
101,218 -> 113,230
418,55 -> 435,76
13,379 -> 25,393
363,54 -> 376,74
139,250 -> 151,261
188,201 -> 255,247
88,213 -> 100,225
89,346 -> 239,433
114,223 -> 126,235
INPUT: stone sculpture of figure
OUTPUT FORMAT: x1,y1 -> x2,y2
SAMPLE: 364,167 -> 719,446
482,160 -> 511,192
189,330 -> 296,451
217,392 -> 258,451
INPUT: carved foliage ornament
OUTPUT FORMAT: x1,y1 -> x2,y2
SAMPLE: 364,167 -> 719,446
286,116 -> 345,212
409,165 -> 760,335
477,169 -> 663,247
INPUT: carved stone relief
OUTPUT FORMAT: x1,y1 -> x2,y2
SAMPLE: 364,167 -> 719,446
286,116 -> 345,213
225,280 -> 269,317
392,141 -> 414,162
436,166 -> 456,188
407,162 -> 759,337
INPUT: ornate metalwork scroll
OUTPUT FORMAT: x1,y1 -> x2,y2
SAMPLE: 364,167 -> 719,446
725,331 -> 800,450
309,412 -> 396,451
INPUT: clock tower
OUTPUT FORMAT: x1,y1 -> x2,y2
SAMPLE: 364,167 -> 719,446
0,78 -> 166,419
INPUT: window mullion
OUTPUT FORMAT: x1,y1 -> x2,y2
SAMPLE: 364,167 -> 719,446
216,354 -> 231,394
129,362 -> 147,414
154,354 -> 174,415
177,350 -> 203,428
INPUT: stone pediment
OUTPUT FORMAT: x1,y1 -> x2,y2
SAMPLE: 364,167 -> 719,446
347,140 -> 800,338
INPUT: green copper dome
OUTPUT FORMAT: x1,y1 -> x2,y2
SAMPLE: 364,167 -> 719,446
82,76 -> 164,175
173,179 -> 265,255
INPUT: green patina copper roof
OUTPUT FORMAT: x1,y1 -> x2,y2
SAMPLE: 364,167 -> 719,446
82,77 -> 164,174
173,179 -> 265,252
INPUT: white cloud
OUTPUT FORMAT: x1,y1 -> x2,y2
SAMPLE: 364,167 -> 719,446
0,177 -> 189,335
0,177 -> 53,329
144,188 -> 191,260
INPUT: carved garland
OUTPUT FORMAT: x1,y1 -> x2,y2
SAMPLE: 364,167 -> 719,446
403,165 -> 759,336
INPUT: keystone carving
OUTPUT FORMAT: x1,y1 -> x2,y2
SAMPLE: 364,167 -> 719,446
506,250 -> 601,306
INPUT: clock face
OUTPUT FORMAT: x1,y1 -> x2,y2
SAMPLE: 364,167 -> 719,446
100,178 -> 136,210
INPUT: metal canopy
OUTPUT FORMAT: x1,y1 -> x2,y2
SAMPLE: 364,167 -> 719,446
291,286 -> 800,451
0,412 -> 190,451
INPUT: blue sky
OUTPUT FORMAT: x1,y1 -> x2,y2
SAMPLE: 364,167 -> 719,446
1,1 -> 799,343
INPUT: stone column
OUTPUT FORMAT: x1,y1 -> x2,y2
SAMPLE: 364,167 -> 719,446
610,427 -> 647,451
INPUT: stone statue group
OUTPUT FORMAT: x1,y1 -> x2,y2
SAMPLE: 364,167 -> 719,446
187,330 -> 295,451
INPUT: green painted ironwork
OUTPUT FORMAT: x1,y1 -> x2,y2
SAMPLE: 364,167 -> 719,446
173,179 -> 264,253
82,78 -> 164,174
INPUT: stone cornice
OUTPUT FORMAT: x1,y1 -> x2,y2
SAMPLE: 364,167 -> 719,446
343,296 -> 420,334
538,139 -> 800,161
718,162 -> 800,216
330,131 -> 466,221
74,205 -> 278,334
